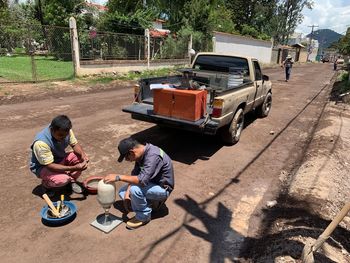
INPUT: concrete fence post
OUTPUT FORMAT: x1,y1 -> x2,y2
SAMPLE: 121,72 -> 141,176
69,17 -> 80,77
212,36 -> 216,52
30,53 -> 38,82
145,29 -> 150,69
270,37 -> 274,64
188,34 -> 193,65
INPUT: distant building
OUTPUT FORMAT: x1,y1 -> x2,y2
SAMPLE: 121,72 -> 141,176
150,19 -> 170,38
82,1 -> 108,18
288,32 -> 304,46
290,32 -> 319,62
306,38 -> 319,62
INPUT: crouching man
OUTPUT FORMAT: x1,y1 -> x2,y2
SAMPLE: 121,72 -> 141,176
29,115 -> 89,195
104,137 -> 174,230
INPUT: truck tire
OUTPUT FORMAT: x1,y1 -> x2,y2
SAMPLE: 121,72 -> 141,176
257,92 -> 272,117
220,108 -> 244,145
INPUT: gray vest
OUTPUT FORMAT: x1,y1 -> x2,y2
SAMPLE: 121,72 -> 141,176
29,126 -> 70,176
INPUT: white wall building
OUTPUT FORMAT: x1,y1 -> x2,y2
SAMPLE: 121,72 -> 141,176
213,32 -> 273,64
306,38 -> 319,61
288,32 -> 304,45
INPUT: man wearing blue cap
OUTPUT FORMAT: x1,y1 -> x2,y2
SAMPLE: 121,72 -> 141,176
104,137 -> 174,229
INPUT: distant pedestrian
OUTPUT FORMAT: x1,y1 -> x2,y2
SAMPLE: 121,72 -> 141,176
333,57 -> 338,71
282,55 -> 294,82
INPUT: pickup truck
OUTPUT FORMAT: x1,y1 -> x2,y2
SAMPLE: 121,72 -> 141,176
122,52 -> 272,144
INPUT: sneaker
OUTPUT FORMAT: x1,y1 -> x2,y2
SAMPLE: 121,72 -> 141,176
71,182 -> 83,194
126,217 -> 150,230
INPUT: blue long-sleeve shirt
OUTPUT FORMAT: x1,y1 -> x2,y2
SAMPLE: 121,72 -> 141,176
132,143 -> 174,192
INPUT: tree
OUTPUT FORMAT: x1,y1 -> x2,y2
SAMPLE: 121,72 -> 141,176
226,0 -> 256,32
273,0 -> 313,44
225,0 -> 278,40
0,2 -> 42,54
36,0 -> 84,26
106,0 -> 144,14
0,0 -> 7,9
252,0 -> 279,36
338,27 -> 350,82
338,28 -> 350,55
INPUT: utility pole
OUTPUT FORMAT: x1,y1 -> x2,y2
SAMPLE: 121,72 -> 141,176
306,25 -> 318,62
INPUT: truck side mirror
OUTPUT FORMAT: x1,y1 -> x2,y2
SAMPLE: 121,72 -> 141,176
262,75 -> 269,81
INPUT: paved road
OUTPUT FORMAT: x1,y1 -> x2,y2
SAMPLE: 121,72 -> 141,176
0,63 -> 335,262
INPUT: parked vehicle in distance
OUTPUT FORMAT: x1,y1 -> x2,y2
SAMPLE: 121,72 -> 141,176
122,52 -> 272,145
336,58 -> 345,65
321,57 -> 329,63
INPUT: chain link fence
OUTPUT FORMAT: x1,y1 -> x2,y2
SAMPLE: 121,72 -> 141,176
79,30 -> 145,60
0,23 -> 214,83
150,35 -> 189,60
0,24 -> 74,83
78,29 -> 194,61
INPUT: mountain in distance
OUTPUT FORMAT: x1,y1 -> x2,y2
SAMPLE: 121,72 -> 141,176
307,29 -> 343,49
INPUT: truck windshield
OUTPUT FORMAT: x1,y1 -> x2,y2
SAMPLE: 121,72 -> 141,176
193,55 -> 250,74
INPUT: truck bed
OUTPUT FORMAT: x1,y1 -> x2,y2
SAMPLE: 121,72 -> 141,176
122,103 -> 219,135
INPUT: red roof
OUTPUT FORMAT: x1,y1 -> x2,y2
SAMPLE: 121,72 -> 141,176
86,2 -> 108,11
155,19 -> 166,23
150,29 -> 169,38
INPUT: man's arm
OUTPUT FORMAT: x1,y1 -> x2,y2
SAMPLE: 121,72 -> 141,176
104,174 -> 140,184
69,130 -> 89,162
46,161 -> 87,173
72,143 -> 89,162
33,140 -> 87,173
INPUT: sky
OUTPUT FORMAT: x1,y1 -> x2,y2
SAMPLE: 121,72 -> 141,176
93,0 -> 350,36
295,0 -> 350,36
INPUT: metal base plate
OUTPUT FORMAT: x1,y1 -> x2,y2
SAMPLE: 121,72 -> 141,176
90,213 -> 123,233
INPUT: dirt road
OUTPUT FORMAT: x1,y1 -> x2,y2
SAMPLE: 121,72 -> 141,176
0,63 -> 342,262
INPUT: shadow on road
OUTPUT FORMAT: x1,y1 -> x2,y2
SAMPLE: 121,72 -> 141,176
32,184 -> 87,201
130,74 -> 350,261
240,197 -> 350,262
129,110 -> 262,165
133,194 -> 349,262
130,126 -> 224,165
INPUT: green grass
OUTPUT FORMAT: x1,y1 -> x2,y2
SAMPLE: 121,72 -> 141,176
85,66 -> 180,84
338,80 -> 350,94
333,71 -> 350,96
0,55 -> 74,81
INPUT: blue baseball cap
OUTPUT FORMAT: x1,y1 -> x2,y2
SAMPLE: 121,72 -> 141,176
117,137 -> 138,162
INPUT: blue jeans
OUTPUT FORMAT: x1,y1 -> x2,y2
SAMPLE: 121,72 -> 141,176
285,67 -> 291,80
118,183 -> 169,221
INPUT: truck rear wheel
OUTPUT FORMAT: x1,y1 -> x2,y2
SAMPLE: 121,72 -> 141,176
257,92 -> 272,117
220,108 -> 244,145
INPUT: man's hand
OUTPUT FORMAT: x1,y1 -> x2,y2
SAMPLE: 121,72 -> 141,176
82,152 -> 89,163
104,174 -> 118,183
75,160 -> 88,171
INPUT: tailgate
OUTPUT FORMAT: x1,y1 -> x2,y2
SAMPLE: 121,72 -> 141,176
122,103 -> 219,135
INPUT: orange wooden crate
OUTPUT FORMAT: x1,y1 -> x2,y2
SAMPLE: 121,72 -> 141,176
153,89 -> 207,121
